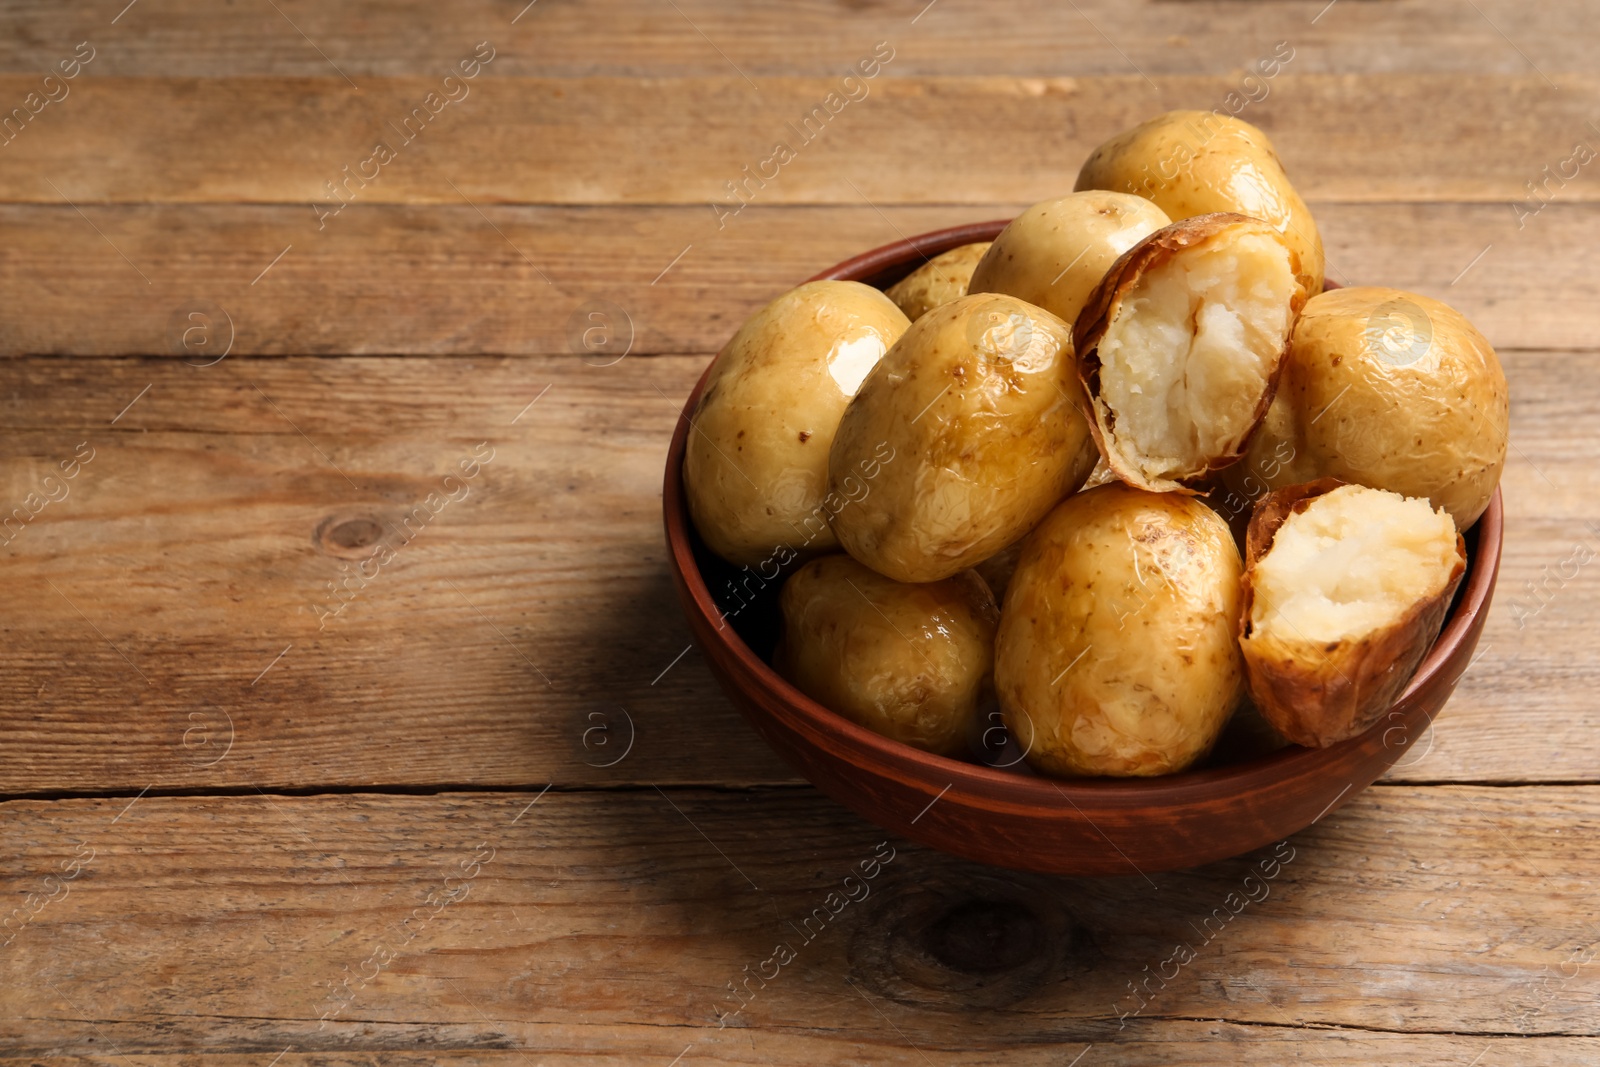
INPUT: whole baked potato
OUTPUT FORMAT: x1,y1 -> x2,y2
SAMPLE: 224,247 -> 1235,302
1076,109 -> 1325,300
683,280 -> 910,566
1075,213 -> 1303,493
1239,480 -> 1466,747
828,292 -> 1098,583
995,483 -> 1245,777
966,191 -> 1171,328
775,554 -> 999,756
1223,286 -> 1509,529
885,242 -> 992,321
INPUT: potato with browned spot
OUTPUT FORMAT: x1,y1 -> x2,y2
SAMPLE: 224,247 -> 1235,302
885,242 -> 991,321
828,293 -> 1098,583
995,484 -> 1245,777
1076,109 -> 1325,301
966,191 -> 1170,327
1221,286 -> 1509,530
775,555 -> 999,756
683,281 -> 909,566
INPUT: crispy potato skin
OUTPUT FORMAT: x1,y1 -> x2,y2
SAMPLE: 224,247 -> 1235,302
1238,480 -> 1468,748
885,242 -> 992,321
774,555 -> 999,756
1075,109 -> 1325,300
1224,286 -> 1509,530
829,293 -> 1098,583
967,192 -> 1170,328
1073,213 -> 1302,493
995,484 -> 1245,777
683,281 -> 910,566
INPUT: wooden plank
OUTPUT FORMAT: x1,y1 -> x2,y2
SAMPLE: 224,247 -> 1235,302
0,0 -> 1590,78
1,785 -> 1598,1061
0,354 -> 793,793
0,75 -> 1593,206
10,1036 -> 1598,1067
0,351 -> 1591,794
0,201 -> 1594,357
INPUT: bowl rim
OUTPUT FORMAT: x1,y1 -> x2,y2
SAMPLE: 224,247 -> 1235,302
663,219 -> 1503,809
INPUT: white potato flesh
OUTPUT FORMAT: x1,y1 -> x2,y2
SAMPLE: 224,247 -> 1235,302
1098,230 -> 1296,485
1250,484 -> 1460,643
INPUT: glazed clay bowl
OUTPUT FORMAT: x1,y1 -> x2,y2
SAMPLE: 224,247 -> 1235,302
662,220 -> 1503,876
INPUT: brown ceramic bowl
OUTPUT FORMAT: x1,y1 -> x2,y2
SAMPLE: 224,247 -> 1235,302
662,220 -> 1503,876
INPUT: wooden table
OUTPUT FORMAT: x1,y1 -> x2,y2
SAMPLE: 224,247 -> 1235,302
2,2 -> 1596,1062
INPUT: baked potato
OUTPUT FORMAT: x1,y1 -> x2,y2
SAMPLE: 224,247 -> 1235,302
774,554 -> 999,756
1225,286 -> 1509,529
1239,480 -> 1466,748
683,280 -> 910,566
995,483 -> 1245,777
885,242 -> 992,321
1076,109 -> 1325,300
966,192 -> 1171,328
1075,213 -> 1303,493
828,292 -> 1098,583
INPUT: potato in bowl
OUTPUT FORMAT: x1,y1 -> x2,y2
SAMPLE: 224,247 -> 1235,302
682,280 -> 909,567
967,191 -> 1171,328
885,241 -> 992,321
1225,286 -> 1509,530
828,292 -> 1098,584
774,554 -> 999,757
1076,109 -> 1325,301
1240,480 -> 1467,748
995,484 -> 1246,777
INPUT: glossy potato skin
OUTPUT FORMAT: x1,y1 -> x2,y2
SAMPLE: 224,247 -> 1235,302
967,191 -> 1171,328
1225,287 -> 1509,530
828,293 -> 1098,583
683,281 -> 910,566
885,242 -> 992,321
774,555 -> 999,756
1075,109 -> 1324,300
995,484 -> 1245,777
1239,480 -> 1467,748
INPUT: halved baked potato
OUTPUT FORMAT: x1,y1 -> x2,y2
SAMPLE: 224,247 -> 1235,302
1239,480 -> 1467,748
1074,213 -> 1303,493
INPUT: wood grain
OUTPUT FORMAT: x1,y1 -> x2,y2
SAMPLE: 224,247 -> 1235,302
0,201 -> 1593,356
0,0 -> 1590,77
0,1 -> 1593,1057
0,350 -> 1590,795
1,76 -> 1593,206
2,786 -> 1597,1063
